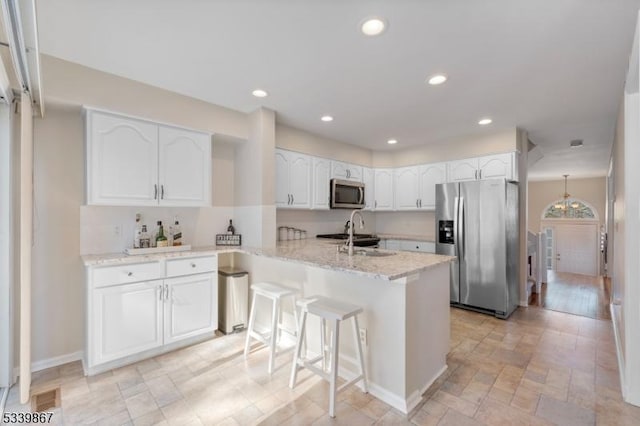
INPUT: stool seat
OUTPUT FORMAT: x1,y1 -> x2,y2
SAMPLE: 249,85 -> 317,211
303,295 -> 363,321
251,282 -> 296,298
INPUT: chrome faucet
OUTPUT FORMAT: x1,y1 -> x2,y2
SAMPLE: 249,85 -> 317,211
345,210 -> 365,256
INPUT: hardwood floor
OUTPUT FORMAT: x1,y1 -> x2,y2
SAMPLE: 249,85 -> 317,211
530,271 -> 611,320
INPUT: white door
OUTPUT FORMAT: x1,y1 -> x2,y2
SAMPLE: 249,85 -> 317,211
92,281 -> 163,365
275,150 -> 290,207
418,163 -> 447,209
395,167 -> 420,210
88,112 -> 158,205
374,169 -> 394,210
554,224 -> 599,276
158,127 -> 211,206
311,157 -> 331,209
164,274 -> 217,344
448,158 -> 478,182
363,167 -> 375,211
478,153 -> 513,181
288,153 -> 312,208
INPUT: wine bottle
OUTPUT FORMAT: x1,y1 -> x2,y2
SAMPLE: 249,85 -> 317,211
156,221 -> 168,247
227,219 -> 235,235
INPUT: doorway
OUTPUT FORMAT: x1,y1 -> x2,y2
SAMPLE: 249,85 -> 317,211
545,223 -> 599,276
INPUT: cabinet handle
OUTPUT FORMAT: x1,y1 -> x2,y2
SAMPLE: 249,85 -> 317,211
291,194 -> 294,204
479,170 -> 482,180
127,271 -> 133,277
161,185 -> 165,199
191,263 -> 196,268
420,199 -> 422,207
164,284 -> 169,300
375,200 -> 377,208
154,184 -> 158,200
416,199 -> 419,208
475,170 -> 478,180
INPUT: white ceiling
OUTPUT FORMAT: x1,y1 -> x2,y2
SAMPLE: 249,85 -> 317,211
34,0 -> 640,180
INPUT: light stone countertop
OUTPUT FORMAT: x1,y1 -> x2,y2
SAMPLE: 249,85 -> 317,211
82,239 -> 454,281
376,233 -> 436,243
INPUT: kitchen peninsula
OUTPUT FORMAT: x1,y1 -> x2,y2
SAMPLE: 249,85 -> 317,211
82,239 -> 454,414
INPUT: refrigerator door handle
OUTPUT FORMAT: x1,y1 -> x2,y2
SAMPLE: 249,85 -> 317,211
458,197 -> 465,260
454,196 -> 460,259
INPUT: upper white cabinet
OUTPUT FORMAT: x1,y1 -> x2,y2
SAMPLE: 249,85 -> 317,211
418,163 -> 448,210
395,163 -> 447,210
158,127 -> 212,206
331,161 -> 363,182
448,153 -> 517,182
394,167 -> 420,210
311,157 -> 331,210
275,149 -> 311,209
362,167 -> 375,211
374,169 -> 394,210
86,109 -> 211,206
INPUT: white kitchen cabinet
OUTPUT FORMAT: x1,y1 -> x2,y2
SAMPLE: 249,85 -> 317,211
363,167 -> 375,211
86,254 -> 218,375
311,157 -> 331,209
275,149 -> 311,209
381,239 -> 435,253
164,274 -> 217,344
331,161 -> 363,182
394,163 -> 447,210
92,280 -> 164,365
87,111 -> 159,206
374,169 -> 394,210
394,167 -> 420,210
448,153 -> 517,182
418,163 -> 448,210
86,109 -> 212,206
158,126 -> 211,206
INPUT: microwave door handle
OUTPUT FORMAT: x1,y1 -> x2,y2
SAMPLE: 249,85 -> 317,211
359,187 -> 364,204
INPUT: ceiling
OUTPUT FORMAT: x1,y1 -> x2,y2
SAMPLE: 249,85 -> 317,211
33,0 -> 640,180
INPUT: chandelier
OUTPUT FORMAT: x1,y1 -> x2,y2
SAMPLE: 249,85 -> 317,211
554,174 -> 579,214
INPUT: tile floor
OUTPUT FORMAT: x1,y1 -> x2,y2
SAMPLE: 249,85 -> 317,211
4,306 -> 640,425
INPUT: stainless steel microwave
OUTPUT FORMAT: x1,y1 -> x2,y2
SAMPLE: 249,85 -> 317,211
330,178 -> 365,209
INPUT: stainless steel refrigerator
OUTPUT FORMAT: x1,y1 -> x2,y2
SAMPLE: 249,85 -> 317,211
435,179 -> 519,319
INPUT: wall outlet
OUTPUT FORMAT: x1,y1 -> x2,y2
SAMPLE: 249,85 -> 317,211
359,328 -> 367,347
113,225 -> 121,236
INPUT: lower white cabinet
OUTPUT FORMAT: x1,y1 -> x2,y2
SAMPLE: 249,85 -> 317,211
86,255 -> 218,374
381,239 -> 435,253
93,280 -> 164,365
164,274 -> 217,344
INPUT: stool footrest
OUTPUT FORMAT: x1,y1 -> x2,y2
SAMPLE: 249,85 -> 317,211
337,375 -> 364,393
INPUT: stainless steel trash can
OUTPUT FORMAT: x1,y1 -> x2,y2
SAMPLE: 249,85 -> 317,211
218,267 -> 249,334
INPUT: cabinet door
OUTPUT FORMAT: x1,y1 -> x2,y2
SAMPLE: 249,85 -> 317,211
275,150 -> 290,207
164,273 -> 217,344
87,112 -> 158,206
394,167 -> 420,210
331,161 -> 350,180
478,153 -> 514,181
158,127 -> 211,206
448,158 -> 479,182
346,165 -> 363,182
289,153 -> 312,208
418,163 -> 447,210
312,157 -> 331,210
374,169 -> 394,210
362,167 -> 375,211
92,281 -> 163,365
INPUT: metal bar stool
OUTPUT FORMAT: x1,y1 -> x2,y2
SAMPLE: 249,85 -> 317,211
289,295 -> 368,417
244,282 -> 299,374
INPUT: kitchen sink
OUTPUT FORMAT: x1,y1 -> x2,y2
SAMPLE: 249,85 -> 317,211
353,249 -> 396,257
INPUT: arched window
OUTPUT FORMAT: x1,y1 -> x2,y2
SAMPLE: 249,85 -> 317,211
542,198 -> 597,220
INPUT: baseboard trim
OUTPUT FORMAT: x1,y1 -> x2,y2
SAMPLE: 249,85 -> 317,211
13,351 -> 84,379
405,364 -> 448,415
610,303 -> 626,399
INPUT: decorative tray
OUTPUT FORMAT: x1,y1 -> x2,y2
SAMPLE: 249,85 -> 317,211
124,245 -> 192,256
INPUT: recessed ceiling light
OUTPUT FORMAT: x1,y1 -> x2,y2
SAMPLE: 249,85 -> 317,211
387,139 -> 398,145
478,118 -> 493,125
252,89 -> 268,98
428,74 -> 447,85
361,18 -> 387,36
570,139 -> 584,148
321,115 -> 334,122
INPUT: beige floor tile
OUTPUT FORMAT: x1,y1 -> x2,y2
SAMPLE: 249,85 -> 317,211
438,409 -> 480,426
432,390 -> 479,418
95,409 -> 132,426
126,390 -> 160,420
408,409 -> 441,426
535,394 -> 595,426
360,397 -> 392,420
